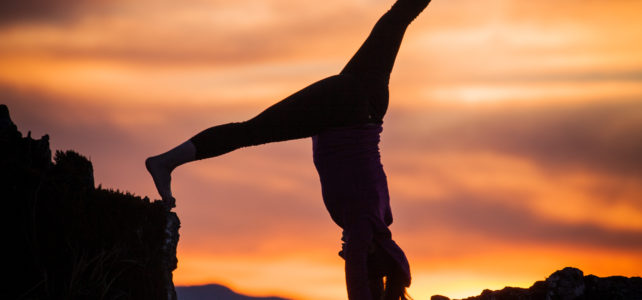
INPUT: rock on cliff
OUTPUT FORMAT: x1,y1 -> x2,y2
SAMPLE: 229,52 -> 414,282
1,104 -> 180,300
431,267 -> 642,300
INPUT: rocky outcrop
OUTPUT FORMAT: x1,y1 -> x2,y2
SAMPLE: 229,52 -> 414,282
432,267 -> 642,300
2,104 -> 180,300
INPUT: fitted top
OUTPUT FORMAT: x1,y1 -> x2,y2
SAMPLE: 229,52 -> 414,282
312,123 -> 392,231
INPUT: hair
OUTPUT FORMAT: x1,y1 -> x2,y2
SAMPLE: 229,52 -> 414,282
367,245 -> 412,300
383,270 -> 412,300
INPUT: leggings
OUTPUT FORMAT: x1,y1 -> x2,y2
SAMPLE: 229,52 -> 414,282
190,0 -> 430,160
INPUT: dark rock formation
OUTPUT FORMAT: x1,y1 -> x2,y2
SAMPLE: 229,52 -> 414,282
2,104 -> 180,300
431,267 -> 642,300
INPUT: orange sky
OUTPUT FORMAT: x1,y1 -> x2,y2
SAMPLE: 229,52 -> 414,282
2,0 -> 642,299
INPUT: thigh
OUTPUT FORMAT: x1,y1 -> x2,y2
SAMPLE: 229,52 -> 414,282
245,74 -> 371,144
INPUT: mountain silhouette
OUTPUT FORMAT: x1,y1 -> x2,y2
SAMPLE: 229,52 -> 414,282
177,284 -> 290,300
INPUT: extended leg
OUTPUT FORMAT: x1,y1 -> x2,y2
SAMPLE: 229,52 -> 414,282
190,74 -> 369,160
146,74 -> 369,202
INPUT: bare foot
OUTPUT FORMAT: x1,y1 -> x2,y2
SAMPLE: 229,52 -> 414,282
145,155 -> 176,208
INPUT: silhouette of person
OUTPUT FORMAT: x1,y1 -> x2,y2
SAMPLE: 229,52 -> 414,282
146,0 -> 432,299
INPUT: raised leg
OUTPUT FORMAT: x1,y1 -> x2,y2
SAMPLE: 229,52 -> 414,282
341,0 -> 432,81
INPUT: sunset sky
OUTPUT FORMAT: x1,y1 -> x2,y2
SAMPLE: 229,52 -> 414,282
2,0 -> 642,299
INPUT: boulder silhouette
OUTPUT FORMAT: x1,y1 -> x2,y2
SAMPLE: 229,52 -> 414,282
432,267 -> 642,300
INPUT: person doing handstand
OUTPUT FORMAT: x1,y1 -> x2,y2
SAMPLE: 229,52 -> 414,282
146,0 -> 432,299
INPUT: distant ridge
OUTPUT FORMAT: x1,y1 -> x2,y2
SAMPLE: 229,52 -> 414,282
176,284 -> 290,300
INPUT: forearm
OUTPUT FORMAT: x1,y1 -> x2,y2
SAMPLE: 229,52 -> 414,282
342,220 -> 375,300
